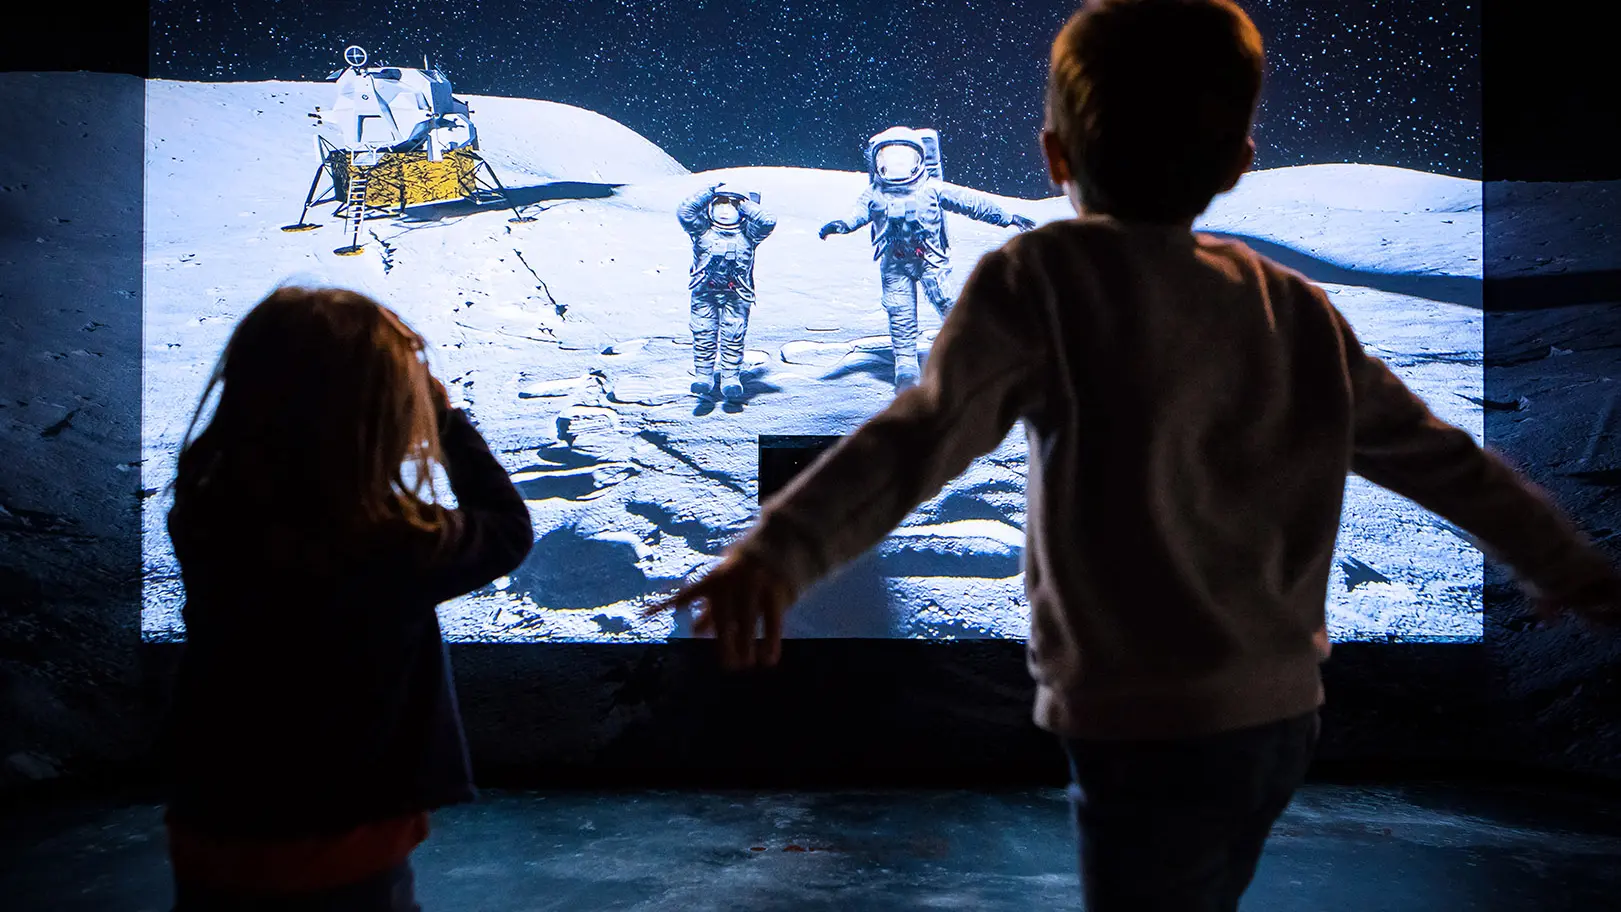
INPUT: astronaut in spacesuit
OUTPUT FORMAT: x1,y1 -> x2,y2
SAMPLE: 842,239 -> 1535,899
678,182 -> 777,401
820,127 -> 1036,392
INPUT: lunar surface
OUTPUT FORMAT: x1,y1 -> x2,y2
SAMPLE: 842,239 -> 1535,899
137,79 -> 1485,643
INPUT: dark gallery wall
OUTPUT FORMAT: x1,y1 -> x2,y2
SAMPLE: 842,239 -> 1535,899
1476,1 -> 1621,783
0,65 -> 145,791
2,1 -> 1620,795
1480,3 -> 1619,182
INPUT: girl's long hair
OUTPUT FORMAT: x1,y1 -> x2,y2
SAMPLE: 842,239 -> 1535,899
172,287 -> 448,553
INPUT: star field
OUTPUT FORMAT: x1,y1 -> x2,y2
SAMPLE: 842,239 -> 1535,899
151,0 -> 1480,198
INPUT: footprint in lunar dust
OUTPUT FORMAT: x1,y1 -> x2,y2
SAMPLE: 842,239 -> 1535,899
928,487 -> 1023,524
779,336 -> 889,368
608,376 -> 691,407
876,520 -> 1025,579
518,375 -> 592,399
511,461 -> 638,502
625,499 -> 730,556
601,338 -> 651,356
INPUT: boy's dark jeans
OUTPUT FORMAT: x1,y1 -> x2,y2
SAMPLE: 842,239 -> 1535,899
1064,710 -> 1319,912
172,861 -> 419,912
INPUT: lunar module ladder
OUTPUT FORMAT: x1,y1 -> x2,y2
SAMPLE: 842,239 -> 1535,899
333,155 -> 373,256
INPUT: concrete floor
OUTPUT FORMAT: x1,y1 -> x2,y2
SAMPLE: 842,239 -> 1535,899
1,784 -> 1619,911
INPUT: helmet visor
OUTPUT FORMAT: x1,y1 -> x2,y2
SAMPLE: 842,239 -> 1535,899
875,143 -> 924,182
709,199 -> 741,226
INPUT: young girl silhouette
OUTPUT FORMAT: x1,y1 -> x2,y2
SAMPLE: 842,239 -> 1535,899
159,287 -> 533,910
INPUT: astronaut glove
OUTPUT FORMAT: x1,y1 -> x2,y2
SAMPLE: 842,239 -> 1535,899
818,220 -> 848,240
1010,215 -> 1037,232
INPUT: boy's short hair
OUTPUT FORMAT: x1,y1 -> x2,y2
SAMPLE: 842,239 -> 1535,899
1047,0 -> 1264,222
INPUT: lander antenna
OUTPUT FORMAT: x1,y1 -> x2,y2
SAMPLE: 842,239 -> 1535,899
343,45 -> 368,68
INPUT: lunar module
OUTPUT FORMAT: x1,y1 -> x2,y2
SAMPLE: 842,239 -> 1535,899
282,46 -> 531,256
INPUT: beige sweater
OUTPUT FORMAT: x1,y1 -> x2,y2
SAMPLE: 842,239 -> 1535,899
739,217 -> 1610,740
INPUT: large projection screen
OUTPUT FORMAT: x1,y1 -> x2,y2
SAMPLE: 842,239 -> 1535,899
141,0 -> 1483,643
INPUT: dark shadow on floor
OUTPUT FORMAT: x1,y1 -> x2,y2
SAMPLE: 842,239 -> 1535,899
1484,270 -> 1621,310
4,784 -> 1620,912
1203,231 -> 1484,307
399,181 -> 620,222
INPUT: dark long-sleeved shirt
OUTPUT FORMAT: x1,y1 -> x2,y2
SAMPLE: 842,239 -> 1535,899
162,408 -> 533,837
737,217 -> 1612,740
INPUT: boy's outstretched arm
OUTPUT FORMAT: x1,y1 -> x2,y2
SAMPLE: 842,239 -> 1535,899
1331,303 -> 1620,622
654,247 -> 1048,667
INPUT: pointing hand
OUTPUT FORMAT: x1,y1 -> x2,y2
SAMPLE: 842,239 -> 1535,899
644,549 -> 795,670
1010,215 -> 1037,231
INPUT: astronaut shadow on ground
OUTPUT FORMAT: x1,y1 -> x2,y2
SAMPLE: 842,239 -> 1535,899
399,180 -> 620,222
1204,232 -> 1484,307
816,348 -> 941,388
819,351 -> 904,386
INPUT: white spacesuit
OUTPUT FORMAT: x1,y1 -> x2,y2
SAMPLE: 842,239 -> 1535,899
678,183 -> 777,400
820,127 -> 1036,391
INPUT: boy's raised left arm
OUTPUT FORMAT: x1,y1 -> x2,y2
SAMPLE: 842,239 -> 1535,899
651,243 -> 1050,666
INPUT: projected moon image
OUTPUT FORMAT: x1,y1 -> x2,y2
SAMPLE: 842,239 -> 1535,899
138,76 -> 1484,644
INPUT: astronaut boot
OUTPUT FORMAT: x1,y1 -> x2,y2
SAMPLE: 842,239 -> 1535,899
893,350 -> 922,392
691,360 -> 717,395
719,371 -> 746,402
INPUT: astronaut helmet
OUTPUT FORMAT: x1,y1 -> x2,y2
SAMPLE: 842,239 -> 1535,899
866,127 -> 933,186
708,197 -> 742,228
708,188 -> 758,229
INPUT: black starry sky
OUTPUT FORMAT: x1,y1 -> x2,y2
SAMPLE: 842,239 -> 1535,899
151,0 -> 1479,198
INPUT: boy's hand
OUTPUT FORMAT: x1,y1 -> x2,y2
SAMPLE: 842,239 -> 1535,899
1533,569 -> 1621,629
647,550 -> 795,669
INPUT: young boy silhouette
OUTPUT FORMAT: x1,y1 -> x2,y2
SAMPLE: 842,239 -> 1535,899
655,1 -> 1621,908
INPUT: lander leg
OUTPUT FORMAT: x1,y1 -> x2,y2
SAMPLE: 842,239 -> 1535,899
471,154 -> 535,224
280,161 -> 329,232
